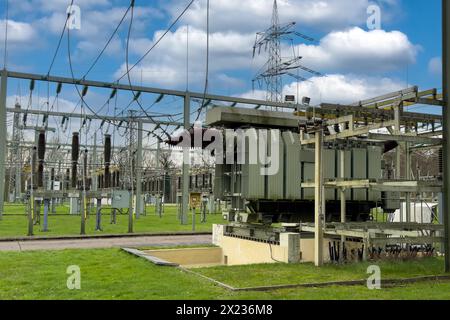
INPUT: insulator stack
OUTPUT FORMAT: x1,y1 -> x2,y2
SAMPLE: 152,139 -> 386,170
65,169 -> 70,190
104,135 -> 111,188
439,148 -> 443,176
71,132 -> 80,189
116,170 -> 120,188
37,130 -> 46,188
50,168 -> 55,190
112,171 -> 116,188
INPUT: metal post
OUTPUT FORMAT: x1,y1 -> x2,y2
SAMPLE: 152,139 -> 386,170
156,139 -> 162,218
80,192 -> 86,235
339,149 -> 346,262
192,208 -> 196,232
128,189 -> 133,233
314,130 -> 324,267
43,199 -> 49,232
13,103 -> 21,202
92,132 -> 97,192
28,147 -> 36,236
406,130 -> 411,223
442,0 -> 450,272
135,121 -> 143,218
95,198 -> 102,231
0,69 -> 8,219
182,93 -> 191,225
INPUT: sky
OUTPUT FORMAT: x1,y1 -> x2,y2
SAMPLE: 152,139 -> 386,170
0,0 -> 444,147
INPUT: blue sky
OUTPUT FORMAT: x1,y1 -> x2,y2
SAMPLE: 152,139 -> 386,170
0,0 -> 444,144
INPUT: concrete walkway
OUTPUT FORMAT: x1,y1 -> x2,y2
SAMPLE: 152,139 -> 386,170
0,234 -> 212,252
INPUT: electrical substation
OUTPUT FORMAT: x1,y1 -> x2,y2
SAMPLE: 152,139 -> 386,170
0,0 -> 449,278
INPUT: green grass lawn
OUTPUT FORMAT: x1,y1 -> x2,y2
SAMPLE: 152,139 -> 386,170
0,248 -> 449,300
0,203 -> 224,238
195,258 -> 446,288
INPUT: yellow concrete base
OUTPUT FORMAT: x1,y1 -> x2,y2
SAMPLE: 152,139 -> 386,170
143,247 -> 223,268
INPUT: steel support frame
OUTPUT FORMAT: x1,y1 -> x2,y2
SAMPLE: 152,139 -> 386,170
0,70 -> 7,219
443,0 -> 450,272
182,93 -> 191,225
314,131 -> 324,267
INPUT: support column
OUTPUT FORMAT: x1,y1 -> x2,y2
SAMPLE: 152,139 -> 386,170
135,121 -> 143,218
156,139 -> 162,218
0,70 -> 8,219
442,0 -> 450,272
339,149 -> 346,262
92,132 -> 98,192
42,199 -> 50,232
182,93 -> 191,225
405,140 -> 411,222
28,147 -> 36,236
95,198 -> 102,231
314,130 -> 324,267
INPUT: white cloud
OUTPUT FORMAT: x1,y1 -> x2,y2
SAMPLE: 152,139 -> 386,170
0,19 -> 37,43
114,25 -> 416,90
165,0 -> 400,33
290,27 -> 418,74
242,74 -> 405,106
10,0 -> 111,14
428,57 -> 442,76
34,5 -> 162,64
114,26 -> 260,88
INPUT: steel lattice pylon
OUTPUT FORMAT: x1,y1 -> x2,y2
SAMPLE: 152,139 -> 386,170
252,0 -> 321,107
8,102 -> 23,202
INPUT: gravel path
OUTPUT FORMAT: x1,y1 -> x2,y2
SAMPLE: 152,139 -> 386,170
0,234 -> 212,252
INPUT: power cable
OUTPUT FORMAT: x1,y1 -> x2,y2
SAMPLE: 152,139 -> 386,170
116,0 -> 195,83
3,0 -> 9,69
195,0 -> 210,122
82,2 -> 133,79
47,0 -> 74,76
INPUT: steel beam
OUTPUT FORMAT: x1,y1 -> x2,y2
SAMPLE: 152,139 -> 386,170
314,131 -> 324,267
0,70 -> 7,219
368,133 -> 443,145
182,93 -> 191,225
6,70 -> 297,110
443,0 -> 450,272
7,107 -> 183,127
135,120 -> 143,219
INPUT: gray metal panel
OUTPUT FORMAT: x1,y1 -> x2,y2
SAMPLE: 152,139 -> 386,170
205,106 -> 303,129
323,149 -> 336,200
283,131 -> 301,200
267,130 -> 284,200
214,164 -> 225,199
241,134 -> 265,199
352,149 -> 367,201
368,146 -> 382,201
112,190 -> 131,209
337,150 -> 352,200
299,148 -> 315,163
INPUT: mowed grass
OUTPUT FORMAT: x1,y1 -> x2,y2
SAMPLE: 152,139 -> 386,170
195,258 -> 446,288
0,248 -> 450,300
0,203 -> 224,238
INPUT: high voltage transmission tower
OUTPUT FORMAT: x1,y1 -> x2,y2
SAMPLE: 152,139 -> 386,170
252,0 -> 322,107
8,102 -> 23,202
